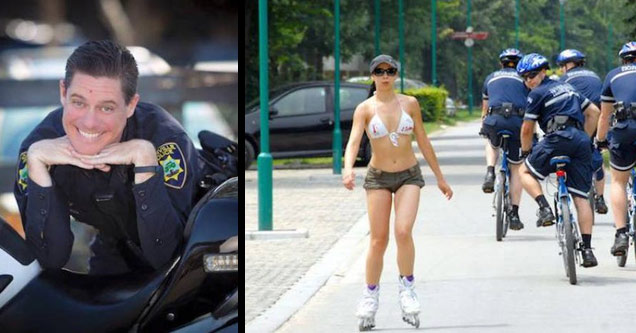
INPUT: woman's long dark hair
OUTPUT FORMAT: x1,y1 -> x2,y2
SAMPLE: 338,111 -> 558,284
367,81 -> 376,98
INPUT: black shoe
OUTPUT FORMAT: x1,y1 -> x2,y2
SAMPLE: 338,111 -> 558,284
508,213 -> 524,230
536,207 -> 555,227
482,170 -> 495,193
581,248 -> 598,268
611,232 -> 629,256
594,196 -> 608,214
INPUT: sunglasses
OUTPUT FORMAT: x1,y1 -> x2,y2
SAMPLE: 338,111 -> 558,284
522,71 -> 540,81
372,68 -> 398,76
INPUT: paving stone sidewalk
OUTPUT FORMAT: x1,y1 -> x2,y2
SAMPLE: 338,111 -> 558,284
245,167 -> 369,323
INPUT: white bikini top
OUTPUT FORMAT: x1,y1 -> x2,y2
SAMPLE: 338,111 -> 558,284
367,97 -> 414,146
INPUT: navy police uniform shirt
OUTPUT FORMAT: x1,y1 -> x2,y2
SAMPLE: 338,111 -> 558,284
523,77 -> 593,198
600,63 -> 636,171
601,63 -> 636,106
523,77 -> 589,133
559,67 -> 602,107
480,68 -> 529,163
14,102 -> 199,271
560,67 -> 604,177
482,68 -> 529,109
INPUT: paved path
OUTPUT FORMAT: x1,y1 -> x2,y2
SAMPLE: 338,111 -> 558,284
269,120 -> 635,332
245,165 -> 369,322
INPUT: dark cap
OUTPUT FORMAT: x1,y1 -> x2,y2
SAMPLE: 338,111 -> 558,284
369,54 -> 400,73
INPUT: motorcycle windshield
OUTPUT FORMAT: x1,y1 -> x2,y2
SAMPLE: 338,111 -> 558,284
0,220 -> 34,265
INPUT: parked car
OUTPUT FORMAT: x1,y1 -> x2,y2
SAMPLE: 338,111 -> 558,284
245,81 -> 372,169
446,97 -> 457,116
348,76 -> 458,117
0,46 -> 171,79
347,76 -> 428,90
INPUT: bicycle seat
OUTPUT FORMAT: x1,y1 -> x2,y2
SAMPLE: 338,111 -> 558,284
497,130 -> 513,138
550,156 -> 571,166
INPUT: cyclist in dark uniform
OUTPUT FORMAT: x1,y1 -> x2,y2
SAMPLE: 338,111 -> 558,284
14,40 -> 200,275
596,41 -> 636,258
480,48 -> 528,230
557,49 -> 608,214
517,53 -> 601,267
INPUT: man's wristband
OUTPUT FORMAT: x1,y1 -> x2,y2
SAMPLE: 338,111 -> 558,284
594,138 -> 609,149
520,149 -> 532,159
134,165 -> 163,174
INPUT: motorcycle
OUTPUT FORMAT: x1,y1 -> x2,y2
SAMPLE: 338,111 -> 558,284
0,176 -> 238,332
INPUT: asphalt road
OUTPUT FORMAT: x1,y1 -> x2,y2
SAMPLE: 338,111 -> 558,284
276,120 -> 635,332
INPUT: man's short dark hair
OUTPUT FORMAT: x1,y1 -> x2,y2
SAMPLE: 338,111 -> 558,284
64,40 -> 139,104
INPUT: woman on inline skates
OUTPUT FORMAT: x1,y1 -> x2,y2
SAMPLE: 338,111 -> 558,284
342,54 -> 453,330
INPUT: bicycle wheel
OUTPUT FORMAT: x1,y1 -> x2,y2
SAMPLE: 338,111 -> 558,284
502,172 -> 510,238
495,172 -> 504,242
618,214 -> 629,267
588,185 -> 595,226
561,197 -> 577,285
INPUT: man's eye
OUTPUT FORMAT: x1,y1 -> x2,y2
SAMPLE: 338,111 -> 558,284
101,106 -> 114,113
72,101 -> 85,107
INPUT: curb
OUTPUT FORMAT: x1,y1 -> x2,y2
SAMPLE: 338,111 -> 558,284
245,229 -> 309,240
246,212 -> 370,333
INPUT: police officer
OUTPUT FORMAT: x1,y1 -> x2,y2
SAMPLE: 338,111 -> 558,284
517,53 -> 601,267
596,41 -> 636,258
557,49 -> 608,214
480,48 -> 528,230
14,40 -> 200,275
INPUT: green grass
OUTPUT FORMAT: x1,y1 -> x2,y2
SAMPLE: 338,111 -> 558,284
261,108 -> 479,168
272,156 -> 335,166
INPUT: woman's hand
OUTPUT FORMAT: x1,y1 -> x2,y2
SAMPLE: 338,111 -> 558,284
342,169 -> 355,190
437,178 -> 453,200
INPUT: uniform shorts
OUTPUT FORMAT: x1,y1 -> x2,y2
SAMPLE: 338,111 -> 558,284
524,127 -> 593,198
481,114 -> 523,164
608,119 -> 636,171
363,164 -> 425,193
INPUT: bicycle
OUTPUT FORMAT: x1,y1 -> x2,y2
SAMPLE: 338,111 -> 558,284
617,168 -> 636,267
492,130 -> 513,242
549,156 -> 583,285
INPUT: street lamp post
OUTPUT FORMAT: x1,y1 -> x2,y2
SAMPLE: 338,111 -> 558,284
374,0 -> 380,56
398,0 -> 404,93
515,0 -> 519,49
467,0 -> 473,115
432,0 -> 437,86
559,0 -> 566,50
333,0 -> 342,174
257,0 -> 273,230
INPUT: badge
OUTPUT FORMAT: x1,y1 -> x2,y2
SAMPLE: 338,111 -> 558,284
156,142 -> 187,189
17,152 -> 28,193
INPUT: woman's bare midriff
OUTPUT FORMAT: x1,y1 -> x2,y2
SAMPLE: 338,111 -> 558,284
367,135 -> 419,172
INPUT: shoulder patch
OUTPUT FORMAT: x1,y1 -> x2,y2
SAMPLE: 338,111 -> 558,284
17,152 -> 28,193
156,142 -> 187,189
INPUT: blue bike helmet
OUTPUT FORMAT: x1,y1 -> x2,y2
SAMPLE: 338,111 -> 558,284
499,48 -> 524,63
516,53 -> 549,76
556,49 -> 585,66
619,41 -> 636,60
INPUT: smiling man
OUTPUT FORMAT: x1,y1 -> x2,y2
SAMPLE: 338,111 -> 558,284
13,40 -> 199,275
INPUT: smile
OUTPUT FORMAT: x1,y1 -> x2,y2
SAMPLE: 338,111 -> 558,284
78,129 -> 101,139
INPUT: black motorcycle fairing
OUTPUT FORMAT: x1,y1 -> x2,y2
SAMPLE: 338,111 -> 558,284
0,275 -> 12,294
0,263 -> 172,332
137,178 -> 238,331
0,220 -> 35,265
